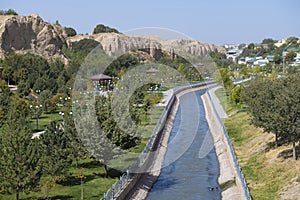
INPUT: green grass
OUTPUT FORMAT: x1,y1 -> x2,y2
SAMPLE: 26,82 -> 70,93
5,105 -> 166,199
219,179 -> 236,191
0,159 -> 119,200
30,112 -> 62,131
215,88 -> 300,199
224,110 -> 300,199
214,87 -> 245,114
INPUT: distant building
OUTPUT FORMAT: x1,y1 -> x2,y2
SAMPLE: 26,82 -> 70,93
246,57 -> 256,65
226,48 -> 242,63
238,57 -> 246,65
254,43 -> 269,49
274,39 -> 287,47
224,44 -> 238,49
254,59 -> 269,66
266,55 -> 274,62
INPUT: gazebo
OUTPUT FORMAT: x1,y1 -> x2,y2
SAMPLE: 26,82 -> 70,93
90,74 -> 112,91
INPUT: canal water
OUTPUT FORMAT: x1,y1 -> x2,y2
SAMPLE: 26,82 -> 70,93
147,89 -> 221,200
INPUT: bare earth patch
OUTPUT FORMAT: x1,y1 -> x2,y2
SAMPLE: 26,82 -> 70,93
279,177 -> 300,200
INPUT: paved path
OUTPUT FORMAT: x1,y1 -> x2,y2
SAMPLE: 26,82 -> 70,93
157,89 -> 173,106
202,88 -> 246,200
208,86 -> 228,119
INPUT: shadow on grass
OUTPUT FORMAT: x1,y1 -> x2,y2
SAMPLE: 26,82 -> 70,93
22,195 -> 73,200
107,168 -> 123,178
59,174 -> 99,186
265,137 -> 287,152
277,145 -> 300,159
77,159 -> 102,169
59,167 -> 123,186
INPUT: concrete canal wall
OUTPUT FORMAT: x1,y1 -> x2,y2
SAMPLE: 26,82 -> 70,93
108,82 -> 249,200
202,90 -> 250,200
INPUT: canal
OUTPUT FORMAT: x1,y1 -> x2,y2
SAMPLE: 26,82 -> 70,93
147,89 -> 221,200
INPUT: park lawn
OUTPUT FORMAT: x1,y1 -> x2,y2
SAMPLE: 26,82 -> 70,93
215,88 -> 300,199
0,158 -> 119,200
30,112 -> 62,131
1,104 -> 166,199
214,87 -> 239,114
131,106 -> 165,153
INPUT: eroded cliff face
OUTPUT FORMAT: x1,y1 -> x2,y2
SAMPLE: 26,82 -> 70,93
0,13 -> 225,63
0,14 -> 69,62
70,33 -> 226,60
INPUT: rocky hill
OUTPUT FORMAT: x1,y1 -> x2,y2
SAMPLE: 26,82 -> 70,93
70,33 -> 226,59
0,14 -> 225,62
0,14 -> 69,62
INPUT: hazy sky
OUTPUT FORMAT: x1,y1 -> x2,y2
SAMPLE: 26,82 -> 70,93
1,0 -> 299,45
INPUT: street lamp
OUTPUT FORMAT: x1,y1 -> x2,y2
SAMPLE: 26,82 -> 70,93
30,104 -> 42,130
59,111 -> 73,122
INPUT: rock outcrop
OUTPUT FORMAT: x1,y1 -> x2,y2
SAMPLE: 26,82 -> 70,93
0,14 -> 69,62
0,13 -> 225,63
70,33 -> 226,60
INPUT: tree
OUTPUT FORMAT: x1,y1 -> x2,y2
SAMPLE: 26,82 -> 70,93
247,43 -> 255,50
17,81 -> 30,98
39,121 -> 73,176
54,20 -> 61,26
0,80 -> 6,91
286,37 -> 299,46
64,27 -> 77,37
2,66 -> 13,85
285,51 -> 296,63
0,9 -> 18,15
209,51 -> 233,68
242,75 -> 300,159
0,88 -> 12,126
230,85 -> 242,109
74,111 -> 120,178
214,68 -> 233,93
178,63 -> 185,73
0,101 -> 41,200
275,75 -> 299,160
242,78 -> 282,146
39,89 -> 53,112
262,38 -> 275,45
93,24 -> 119,34
63,114 -> 88,168
274,55 -> 283,64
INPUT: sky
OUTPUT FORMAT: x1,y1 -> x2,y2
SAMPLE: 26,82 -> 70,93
1,0 -> 300,45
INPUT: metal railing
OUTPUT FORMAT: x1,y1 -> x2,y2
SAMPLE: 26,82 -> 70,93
206,87 -> 252,200
102,80 -> 215,200
103,172 -> 131,200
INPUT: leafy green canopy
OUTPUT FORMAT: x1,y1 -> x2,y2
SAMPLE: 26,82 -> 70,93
242,75 -> 300,159
93,24 -> 119,34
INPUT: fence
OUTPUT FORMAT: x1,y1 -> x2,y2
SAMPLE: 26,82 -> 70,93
206,87 -> 252,200
102,80 -> 215,200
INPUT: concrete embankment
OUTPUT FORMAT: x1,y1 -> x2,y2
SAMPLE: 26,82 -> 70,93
123,84 -> 212,200
201,91 -> 248,200
116,83 -> 248,200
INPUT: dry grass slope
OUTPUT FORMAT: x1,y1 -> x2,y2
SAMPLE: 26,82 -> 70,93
224,112 -> 300,200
